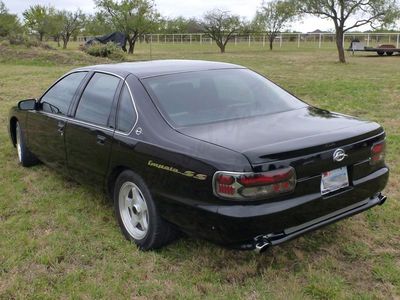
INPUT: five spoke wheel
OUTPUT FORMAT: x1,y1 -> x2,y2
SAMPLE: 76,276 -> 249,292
119,182 -> 149,240
114,170 -> 179,250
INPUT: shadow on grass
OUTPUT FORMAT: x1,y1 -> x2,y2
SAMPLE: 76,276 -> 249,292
155,222 -> 342,271
11,161 -> 344,287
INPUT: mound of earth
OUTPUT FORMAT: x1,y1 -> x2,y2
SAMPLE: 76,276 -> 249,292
0,44 -> 111,66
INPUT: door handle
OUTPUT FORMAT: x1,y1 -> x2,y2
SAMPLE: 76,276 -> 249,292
96,134 -> 106,145
57,121 -> 65,136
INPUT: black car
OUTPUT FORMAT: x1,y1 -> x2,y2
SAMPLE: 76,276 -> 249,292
8,60 -> 389,253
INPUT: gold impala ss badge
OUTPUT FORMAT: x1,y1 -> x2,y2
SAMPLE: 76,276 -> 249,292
147,160 -> 207,181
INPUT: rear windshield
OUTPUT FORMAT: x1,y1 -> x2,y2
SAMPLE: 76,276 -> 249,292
142,68 -> 307,127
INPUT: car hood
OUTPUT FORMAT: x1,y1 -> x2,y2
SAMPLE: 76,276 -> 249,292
178,107 -> 383,165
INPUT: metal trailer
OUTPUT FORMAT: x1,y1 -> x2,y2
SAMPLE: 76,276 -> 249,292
348,42 -> 400,56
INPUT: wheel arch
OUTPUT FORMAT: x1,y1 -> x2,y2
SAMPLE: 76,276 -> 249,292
106,165 -> 132,200
9,117 -> 18,147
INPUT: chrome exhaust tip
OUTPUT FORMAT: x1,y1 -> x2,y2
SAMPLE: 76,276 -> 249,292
255,241 -> 270,254
378,193 -> 387,205
254,235 -> 271,254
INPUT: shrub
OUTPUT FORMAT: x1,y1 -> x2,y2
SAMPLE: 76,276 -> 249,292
6,36 -> 53,50
84,42 -> 126,61
8,34 -> 25,45
0,38 -> 10,46
39,43 -> 54,50
108,50 -> 126,61
24,38 -> 41,48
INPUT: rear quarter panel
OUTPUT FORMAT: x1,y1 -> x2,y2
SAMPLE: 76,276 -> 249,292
107,75 -> 251,228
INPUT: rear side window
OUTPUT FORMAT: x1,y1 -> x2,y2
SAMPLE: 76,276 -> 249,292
41,72 -> 87,115
75,73 -> 120,126
117,85 -> 136,132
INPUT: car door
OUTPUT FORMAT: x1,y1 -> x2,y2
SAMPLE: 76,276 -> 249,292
65,72 -> 122,186
27,71 -> 88,171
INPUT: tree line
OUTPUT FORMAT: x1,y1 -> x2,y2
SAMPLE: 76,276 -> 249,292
0,0 -> 399,63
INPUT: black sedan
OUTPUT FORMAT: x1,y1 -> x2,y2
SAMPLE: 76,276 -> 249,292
8,60 -> 389,253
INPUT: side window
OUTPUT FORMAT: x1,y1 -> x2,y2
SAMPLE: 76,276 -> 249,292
75,73 -> 120,126
117,84 -> 136,132
41,72 -> 87,115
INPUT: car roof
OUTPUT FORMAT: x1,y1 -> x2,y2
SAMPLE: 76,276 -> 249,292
75,59 -> 245,79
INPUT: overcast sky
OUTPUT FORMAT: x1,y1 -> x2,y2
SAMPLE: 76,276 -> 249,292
3,0 -> 361,33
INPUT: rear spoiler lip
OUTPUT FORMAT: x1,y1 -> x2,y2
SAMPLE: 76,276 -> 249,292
248,127 -> 385,166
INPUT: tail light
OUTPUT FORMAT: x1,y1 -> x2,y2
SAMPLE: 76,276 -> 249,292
370,140 -> 386,165
213,167 -> 296,200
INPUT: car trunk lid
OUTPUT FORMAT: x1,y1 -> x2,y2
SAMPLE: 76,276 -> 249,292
178,107 -> 383,166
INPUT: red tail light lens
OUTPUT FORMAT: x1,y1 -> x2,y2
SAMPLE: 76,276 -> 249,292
217,174 -> 235,185
370,140 -> 386,165
238,168 -> 294,187
213,167 -> 296,200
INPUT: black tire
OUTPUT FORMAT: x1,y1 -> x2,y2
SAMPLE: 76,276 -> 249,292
15,122 -> 39,167
377,51 -> 384,56
386,52 -> 393,56
113,170 -> 178,250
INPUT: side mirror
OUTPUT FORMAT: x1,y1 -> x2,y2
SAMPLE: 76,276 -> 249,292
18,99 -> 37,111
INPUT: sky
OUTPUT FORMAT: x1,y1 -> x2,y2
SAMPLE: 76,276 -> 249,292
3,0 -> 365,33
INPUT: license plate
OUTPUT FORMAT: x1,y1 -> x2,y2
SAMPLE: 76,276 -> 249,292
321,167 -> 349,195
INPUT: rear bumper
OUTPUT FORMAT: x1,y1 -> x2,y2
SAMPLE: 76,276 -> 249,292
245,192 -> 386,252
157,167 -> 389,248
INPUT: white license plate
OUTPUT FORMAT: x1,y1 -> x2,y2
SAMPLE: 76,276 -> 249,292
321,167 -> 349,195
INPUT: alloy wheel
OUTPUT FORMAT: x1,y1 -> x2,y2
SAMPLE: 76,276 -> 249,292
16,124 -> 22,162
119,182 -> 149,240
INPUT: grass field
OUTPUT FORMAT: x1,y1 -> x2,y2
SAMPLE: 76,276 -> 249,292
0,42 -> 399,299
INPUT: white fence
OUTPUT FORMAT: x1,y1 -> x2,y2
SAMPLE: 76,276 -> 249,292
77,32 -> 400,49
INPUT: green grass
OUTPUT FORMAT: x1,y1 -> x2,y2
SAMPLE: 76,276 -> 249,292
1,42 -> 399,299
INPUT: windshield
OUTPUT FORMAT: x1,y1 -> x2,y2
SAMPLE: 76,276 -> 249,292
142,68 -> 307,127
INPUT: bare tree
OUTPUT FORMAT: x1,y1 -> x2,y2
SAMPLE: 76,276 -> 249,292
296,0 -> 400,63
253,0 -> 297,50
47,8 -> 64,47
96,0 -> 159,54
58,10 -> 86,49
202,9 -> 242,53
